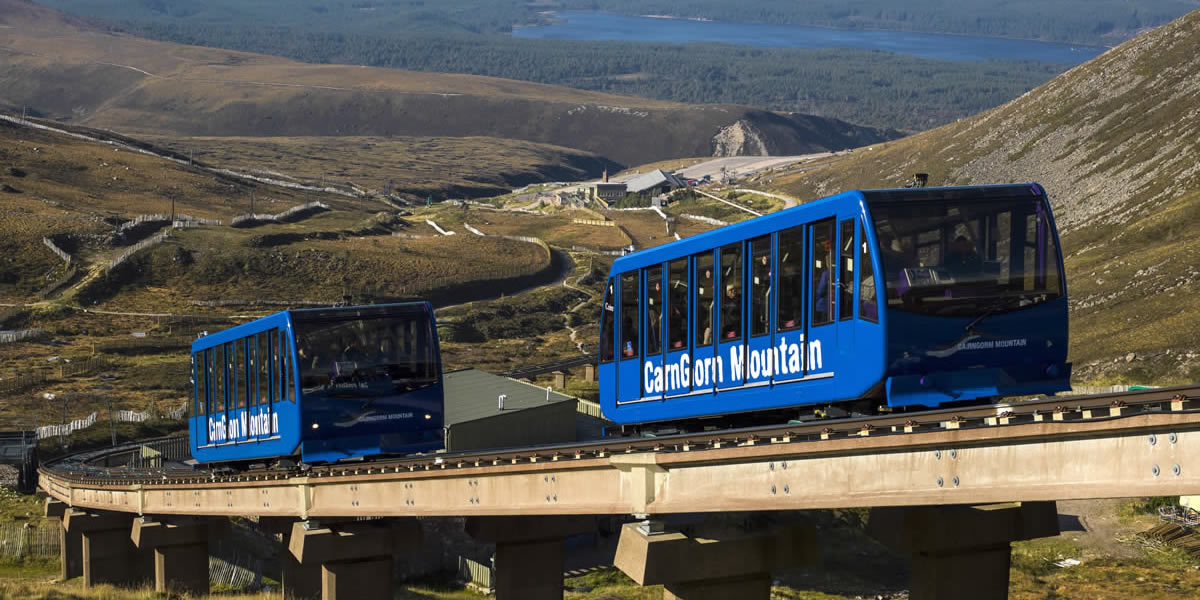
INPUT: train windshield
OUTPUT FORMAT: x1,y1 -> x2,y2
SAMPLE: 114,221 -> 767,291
293,307 -> 439,397
868,195 -> 1062,318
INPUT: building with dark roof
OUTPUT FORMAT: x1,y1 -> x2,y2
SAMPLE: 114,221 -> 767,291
624,169 -> 685,197
442,368 -> 579,452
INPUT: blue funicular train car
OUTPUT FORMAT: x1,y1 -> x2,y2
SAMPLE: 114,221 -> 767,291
189,302 -> 444,465
598,183 -> 1070,429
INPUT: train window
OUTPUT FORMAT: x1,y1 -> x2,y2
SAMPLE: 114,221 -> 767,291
619,272 -> 640,359
870,198 -> 1061,317
257,332 -> 270,406
285,338 -> 296,403
1023,212 -> 1062,294
812,220 -> 835,326
213,344 -> 226,414
695,251 -> 715,345
193,353 -> 204,417
859,222 -> 878,322
234,339 -> 247,409
776,226 -> 804,331
667,259 -> 689,350
839,220 -> 855,321
749,237 -> 771,337
645,266 -> 663,355
275,329 -> 285,403
600,280 -> 615,363
719,243 -> 742,340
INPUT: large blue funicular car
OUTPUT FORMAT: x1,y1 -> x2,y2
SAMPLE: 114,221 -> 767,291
189,302 -> 444,466
598,184 -> 1070,429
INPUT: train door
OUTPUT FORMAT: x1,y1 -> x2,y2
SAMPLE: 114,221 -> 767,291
193,350 -> 208,446
212,342 -> 228,443
662,258 -> 691,397
807,219 -> 837,378
835,219 -> 858,378
599,279 -> 616,405
616,270 -> 642,403
745,236 -> 774,386
250,331 -> 273,441
692,250 -> 717,393
773,225 -> 806,384
642,265 -> 666,401
231,338 -> 248,442
716,242 -> 744,391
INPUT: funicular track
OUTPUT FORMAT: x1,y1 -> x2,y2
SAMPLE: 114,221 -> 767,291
40,385 -> 1200,517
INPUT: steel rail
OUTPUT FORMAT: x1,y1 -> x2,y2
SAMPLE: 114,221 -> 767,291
42,384 -> 1200,488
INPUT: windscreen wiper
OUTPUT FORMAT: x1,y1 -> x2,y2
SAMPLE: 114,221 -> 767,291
964,298 -> 1017,333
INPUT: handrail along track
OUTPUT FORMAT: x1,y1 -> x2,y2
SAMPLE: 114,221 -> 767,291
42,385 -> 1200,489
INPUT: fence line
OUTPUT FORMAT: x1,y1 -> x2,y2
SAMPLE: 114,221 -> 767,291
0,329 -> 46,344
231,201 -> 330,227
458,556 -> 494,592
569,245 -> 626,256
174,216 -> 222,228
116,214 -> 170,233
36,412 -> 97,441
574,206 -> 608,221
189,299 -> 330,308
680,213 -> 729,226
572,218 -> 615,227
498,235 -> 551,261
0,356 -> 106,399
41,237 -> 71,264
107,231 -> 169,272
1061,384 -> 1150,396
463,223 -> 487,236
36,265 -> 78,299
0,523 -> 59,559
576,399 -> 604,420
0,523 -> 261,589
33,404 -> 165,441
61,355 -> 109,378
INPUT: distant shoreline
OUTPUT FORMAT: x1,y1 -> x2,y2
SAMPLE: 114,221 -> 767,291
640,14 -> 713,23
514,10 -> 1112,52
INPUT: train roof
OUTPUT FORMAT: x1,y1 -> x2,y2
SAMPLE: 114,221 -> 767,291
610,183 -> 1044,273
189,301 -> 434,353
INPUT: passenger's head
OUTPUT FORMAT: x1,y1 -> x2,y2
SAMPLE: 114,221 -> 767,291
952,235 -> 974,255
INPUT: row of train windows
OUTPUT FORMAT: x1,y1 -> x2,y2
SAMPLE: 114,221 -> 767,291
193,329 -> 296,416
601,219 -> 877,362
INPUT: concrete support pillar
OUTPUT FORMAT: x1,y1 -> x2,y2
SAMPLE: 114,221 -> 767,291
62,509 -> 154,588
288,518 -> 421,600
44,499 -> 81,581
466,515 -> 594,600
867,501 -> 1060,600
259,517 -> 319,600
132,516 -> 225,596
614,520 -> 817,600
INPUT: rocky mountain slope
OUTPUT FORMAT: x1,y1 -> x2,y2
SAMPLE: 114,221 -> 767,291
0,0 -> 896,168
768,9 -> 1200,384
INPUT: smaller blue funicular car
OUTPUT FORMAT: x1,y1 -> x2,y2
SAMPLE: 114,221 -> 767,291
189,302 -> 444,466
598,184 -> 1070,429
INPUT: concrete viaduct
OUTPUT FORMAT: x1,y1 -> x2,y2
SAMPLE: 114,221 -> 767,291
38,387 -> 1200,600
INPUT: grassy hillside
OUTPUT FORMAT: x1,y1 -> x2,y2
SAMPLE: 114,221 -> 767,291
761,10 -> 1200,384
0,0 -> 896,168
141,134 -> 618,200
